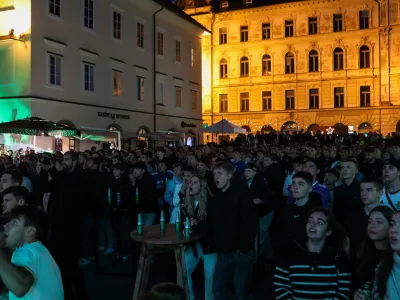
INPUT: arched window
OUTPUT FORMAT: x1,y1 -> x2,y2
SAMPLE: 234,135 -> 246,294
220,0 -> 229,9
262,54 -> 271,75
360,45 -> 370,68
333,48 -> 344,70
220,58 -> 228,78
137,126 -> 149,148
240,56 -> 249,77
285,52 -> 295,74
309,50 -> 319,72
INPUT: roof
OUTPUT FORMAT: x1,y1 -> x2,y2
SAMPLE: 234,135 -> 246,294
214,0 -> 306,12
153,0 -> 210,32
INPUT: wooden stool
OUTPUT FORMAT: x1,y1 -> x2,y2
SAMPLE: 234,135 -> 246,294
131,224 -> 204,300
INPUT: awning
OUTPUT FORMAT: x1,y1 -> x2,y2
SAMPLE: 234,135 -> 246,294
0,117 -> 80,137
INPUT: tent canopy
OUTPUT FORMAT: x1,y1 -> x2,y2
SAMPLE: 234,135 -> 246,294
0,117 -> 80,137
203,119 -> 246,134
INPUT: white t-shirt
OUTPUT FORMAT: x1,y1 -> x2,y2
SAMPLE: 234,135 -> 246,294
380,187 -> 400,212
10,242 -> 64,300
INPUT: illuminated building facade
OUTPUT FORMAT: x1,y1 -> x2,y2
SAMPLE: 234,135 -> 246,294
176,0 -> 400,139
0,0 -> 206,151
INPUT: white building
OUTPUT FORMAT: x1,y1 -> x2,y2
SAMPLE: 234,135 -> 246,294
0,0 -> 207,151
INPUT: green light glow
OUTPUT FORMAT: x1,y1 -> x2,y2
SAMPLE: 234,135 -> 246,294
0,98 -> 31,147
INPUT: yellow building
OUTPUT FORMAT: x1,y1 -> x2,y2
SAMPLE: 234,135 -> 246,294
175,0 -> 400,140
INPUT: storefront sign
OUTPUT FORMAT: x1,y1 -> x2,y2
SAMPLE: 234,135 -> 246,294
97,112 -> 130,120
181,121 -> 196,128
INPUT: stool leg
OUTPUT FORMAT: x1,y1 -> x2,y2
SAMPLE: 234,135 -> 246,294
175,247 -> 190,299
133,244 -> 151,300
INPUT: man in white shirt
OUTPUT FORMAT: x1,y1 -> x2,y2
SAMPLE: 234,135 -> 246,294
0,205 -> 63,299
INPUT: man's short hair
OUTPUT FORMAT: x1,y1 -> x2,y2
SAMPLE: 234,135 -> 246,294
182,166 -> 194,174
341,157 -> 358,165
173,163 -> 183,170
1,169 -> 23,185
360,176 -> 384,191
150,282 -> 185,300
23,155 -> 33,163
293,171 -> 314,186
2,186 -> 30,204
113,163 -> 125,171
87,157 -> 101,166
64,151 -> 79,161
213,161 -> 235,175
132,162 -> 146,170
10,205 -> 49,242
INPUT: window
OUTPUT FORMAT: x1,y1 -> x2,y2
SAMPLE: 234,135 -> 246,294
240,92 -> 249,112
157,32 -> 164,56
244,0 -> 253,5
285,52 -> 295,74
191,90 -> 197,110
113,71 -> 122,96
309,89 -> 319,108
137,23 -> 144,48
285,90 -> 295,110
360,86 -> 371,107
309,50 -> 319,72
156,81 -> 163,104
175,40 -> 181,62
333,48 -> 344,70
137,76 -> 145,101
285,20 -> 294,37
113,11 -> 121,40
220,59 -> 228,78
262,91 -> 272,110
359,10 -> 369,29
220,94 -> 228,112
191,48 -> 196,67
84,0 -> 94,29
175,86 -> 182,107
49,0 -> 61,17
334,87 -> 344,108
333,14 -> 343,32
360,45 -> 370,68
219,28 -> 227,44
48,53 -> 62,86
308,17 -> 318,35
262,55 -> 271,75
240,57 -> 249,77
83,63 -> 95,92
240,26 -> 248,42
262,23 -> 271,40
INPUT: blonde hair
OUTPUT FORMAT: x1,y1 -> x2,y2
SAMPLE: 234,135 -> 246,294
184,175 -> 208,220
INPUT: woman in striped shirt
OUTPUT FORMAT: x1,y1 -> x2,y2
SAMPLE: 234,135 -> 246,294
274,208 -> 352,299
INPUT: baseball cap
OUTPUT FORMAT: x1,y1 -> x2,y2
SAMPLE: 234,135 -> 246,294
384,158 -> 400,170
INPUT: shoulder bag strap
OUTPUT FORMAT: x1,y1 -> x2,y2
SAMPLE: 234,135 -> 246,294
385,187 -> 398,212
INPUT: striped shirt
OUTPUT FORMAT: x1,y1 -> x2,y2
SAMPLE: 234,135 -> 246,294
274,242 -> 352,300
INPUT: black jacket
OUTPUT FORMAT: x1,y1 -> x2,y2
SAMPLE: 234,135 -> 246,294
192,184 -> 257,254
333,179 -> 365,259
110,174 -> 133,207
133,171 -> 158,213
246,174 -> 273,216
275,197 -> 323,251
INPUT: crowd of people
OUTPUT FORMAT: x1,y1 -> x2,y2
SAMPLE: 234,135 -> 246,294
0,130 -> 400,299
